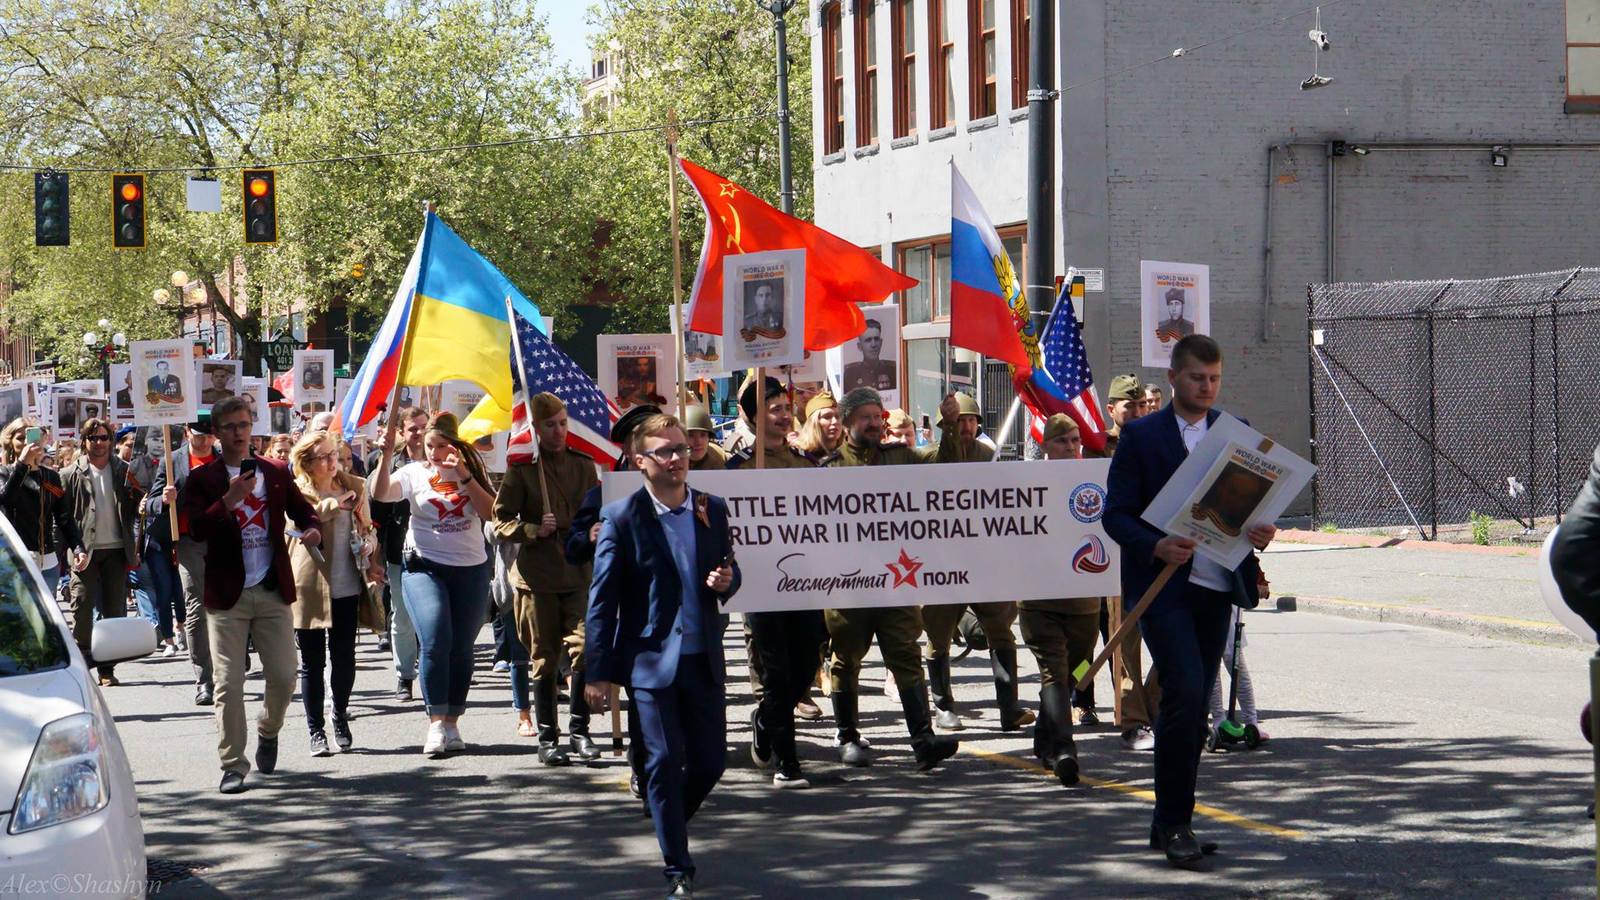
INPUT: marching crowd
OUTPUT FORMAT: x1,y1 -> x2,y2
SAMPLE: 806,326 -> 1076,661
0,333 -> 1274,897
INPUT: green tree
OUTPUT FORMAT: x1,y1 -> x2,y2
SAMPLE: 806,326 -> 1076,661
0,0 -> 590,377
582,0 -> 812,333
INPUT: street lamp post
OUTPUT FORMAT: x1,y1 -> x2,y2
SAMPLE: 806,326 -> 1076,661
83,319 -> 127,388
755,0 -> 797,215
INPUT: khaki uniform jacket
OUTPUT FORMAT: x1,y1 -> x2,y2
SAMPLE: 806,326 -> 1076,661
690,443 -> 728,471
290,475 -> 377,630
728,442 -> 818,470
492,449 -> 599,593
827,438 -> 933,467
1086,424 -> 1120,460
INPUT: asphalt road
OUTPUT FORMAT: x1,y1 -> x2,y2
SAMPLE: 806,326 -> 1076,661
104,597 -> 1597,899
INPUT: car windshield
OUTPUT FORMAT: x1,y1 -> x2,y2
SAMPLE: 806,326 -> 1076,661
0,541 -> 69,677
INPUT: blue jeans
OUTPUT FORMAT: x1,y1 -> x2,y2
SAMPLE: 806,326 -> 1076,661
401,558 -> 492,718
493,607 -> 531,712
634,653 -> 727,881
134,553 -> 181,641
1137,584 -> 1234,830
388,562 -> 419,682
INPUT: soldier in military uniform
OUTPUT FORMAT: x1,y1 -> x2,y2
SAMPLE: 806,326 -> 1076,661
1090,374 -> 1159,750
841,319 -> 897,392
919,392 -> 1036,732
727,377 -> 827,788
685,405 -> 728,471
1019,414 -> 1096,787
1155,287 -> 1196,342
822,386 -> 960,770
492,392 -> 602,766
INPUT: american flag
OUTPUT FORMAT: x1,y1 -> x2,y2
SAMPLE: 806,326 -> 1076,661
507,310 -> 622,468
1020,274 -> 1107,452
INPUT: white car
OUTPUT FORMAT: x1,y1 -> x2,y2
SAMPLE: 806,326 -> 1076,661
0,514 -> 155,898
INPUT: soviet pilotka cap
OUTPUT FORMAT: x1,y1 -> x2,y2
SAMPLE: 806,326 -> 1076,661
1106,374 -> 1144,402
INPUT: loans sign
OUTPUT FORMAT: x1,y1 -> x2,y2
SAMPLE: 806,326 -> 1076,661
602,459 -> 1119,613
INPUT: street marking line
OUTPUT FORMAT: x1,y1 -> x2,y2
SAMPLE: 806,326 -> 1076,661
966,747 -> 1307,839
1295,594 -> 1566,632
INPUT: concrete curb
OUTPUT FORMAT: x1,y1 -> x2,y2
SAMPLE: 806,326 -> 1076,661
1275,529 -> 1536,558
1284,593 -> 1586,651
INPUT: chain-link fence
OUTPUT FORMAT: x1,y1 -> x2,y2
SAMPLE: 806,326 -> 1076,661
1308,267 -> 1600,538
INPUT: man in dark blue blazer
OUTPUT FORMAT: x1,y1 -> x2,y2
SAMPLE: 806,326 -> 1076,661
585,413 -> 740,899
1102,335 -> 1275,869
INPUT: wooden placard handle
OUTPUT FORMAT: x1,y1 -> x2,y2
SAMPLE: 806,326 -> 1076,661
1074,562 -> 1178,691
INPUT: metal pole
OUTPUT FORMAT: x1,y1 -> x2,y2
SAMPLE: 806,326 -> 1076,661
760,0 -> 797,215
1592,651 -> 1600,894
1427,311 -> 1438,539
1326,142 -> 1337,283
1025,0 -> 1057,323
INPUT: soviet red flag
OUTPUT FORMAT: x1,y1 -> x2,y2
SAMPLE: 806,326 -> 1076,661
680,157 -> 916,350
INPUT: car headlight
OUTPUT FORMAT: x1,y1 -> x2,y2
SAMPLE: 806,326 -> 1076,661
9,713 -> 109,834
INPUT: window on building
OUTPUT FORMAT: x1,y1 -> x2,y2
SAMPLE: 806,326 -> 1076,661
822,2 -> 845,153
855,0 -> 878,145
929,0 -> 956,128
591,57 -> 608,80
897,231 -> 1023,325
892,0 -> 917,137
1570,1 -> 1600,108
970,0 -> 997,118
1010,0 -> 1029,109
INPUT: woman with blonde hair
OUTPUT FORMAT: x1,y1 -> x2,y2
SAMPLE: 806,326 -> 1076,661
371,411 -> 495,757
289,429 -> 382,756
791,390 -> 843,463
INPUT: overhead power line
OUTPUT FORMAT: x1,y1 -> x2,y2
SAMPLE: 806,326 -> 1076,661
0,111 -> 776,175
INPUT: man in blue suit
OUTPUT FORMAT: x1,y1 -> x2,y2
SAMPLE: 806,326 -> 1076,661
585,413 -> 740,899
1102,334 -> 1275,869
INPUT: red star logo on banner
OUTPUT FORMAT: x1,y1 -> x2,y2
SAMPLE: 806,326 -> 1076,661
886,548 -> 923,589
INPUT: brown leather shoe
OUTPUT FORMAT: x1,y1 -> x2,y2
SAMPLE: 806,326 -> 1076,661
795,697 -> 824,721
98,674 -> 120,687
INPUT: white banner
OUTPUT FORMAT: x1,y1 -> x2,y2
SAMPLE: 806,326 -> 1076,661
603,460 -> 1118,613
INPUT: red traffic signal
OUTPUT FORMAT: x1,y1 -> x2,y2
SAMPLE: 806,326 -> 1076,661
242,168 -> 277,245
111,174 -> 146,249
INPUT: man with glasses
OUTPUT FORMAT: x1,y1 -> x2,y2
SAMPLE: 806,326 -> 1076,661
368,406 -> 428,700
182,395 -> 322,795
585,413 -> 740,898
61,417 -> 143,686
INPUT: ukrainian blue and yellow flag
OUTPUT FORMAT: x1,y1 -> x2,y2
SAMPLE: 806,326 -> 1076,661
337,212 -> 541,439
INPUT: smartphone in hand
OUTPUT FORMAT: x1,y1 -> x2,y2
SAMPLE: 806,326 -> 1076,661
239,457 -> 257,477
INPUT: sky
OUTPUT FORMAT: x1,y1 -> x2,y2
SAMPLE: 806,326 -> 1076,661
543,1 -> 597,77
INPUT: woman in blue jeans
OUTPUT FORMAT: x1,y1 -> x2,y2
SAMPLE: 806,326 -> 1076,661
371,411 -> 494,757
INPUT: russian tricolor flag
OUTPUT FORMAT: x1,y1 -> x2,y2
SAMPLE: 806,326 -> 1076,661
949,165 -> 1033,371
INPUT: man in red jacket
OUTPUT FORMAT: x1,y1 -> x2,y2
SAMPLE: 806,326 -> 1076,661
180,395 -> 322,795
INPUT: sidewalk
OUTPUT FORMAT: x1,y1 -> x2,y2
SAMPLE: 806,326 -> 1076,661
1262,530 -> 1584,650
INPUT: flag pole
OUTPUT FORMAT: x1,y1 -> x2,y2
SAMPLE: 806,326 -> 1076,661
992,396 -> 1023,461
505,296 -> 550,511
754,366 -> 766,469
666,110 -> 689,420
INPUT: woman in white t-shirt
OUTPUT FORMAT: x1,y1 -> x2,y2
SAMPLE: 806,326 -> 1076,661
371,411 -> 496,757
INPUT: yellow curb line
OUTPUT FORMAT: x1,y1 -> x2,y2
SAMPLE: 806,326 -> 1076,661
967,747 -> 1307,839
1296,594 -> 1566,632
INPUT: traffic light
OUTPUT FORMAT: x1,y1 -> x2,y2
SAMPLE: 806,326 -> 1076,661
110,174 -> 146,249
33,171 -> 69,247
242,169 -> 277,244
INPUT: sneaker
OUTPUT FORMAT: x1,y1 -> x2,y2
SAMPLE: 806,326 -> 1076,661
162,643 -> 178,658
1076,707 -> 1101,727
309,729 -> 332,757
175,635 -> 188,652
332,714 -> 353,751
218,771 -> 247,795
255,734 -> 279,774
666,874 -> 693,898
935,708 -> 963,731
773,769 -> 811,790
749,709 -> 774,771
492,660 -> 510,674
394,678 -> 414,702
1122,725 -> 1155,751
443,722 -> 467,752
376,635 -> 391,653
423,721 -> 449,758
838,739 -> 872,767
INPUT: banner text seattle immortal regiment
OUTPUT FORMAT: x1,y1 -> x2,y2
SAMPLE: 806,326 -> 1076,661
1,154 -> 1323,894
